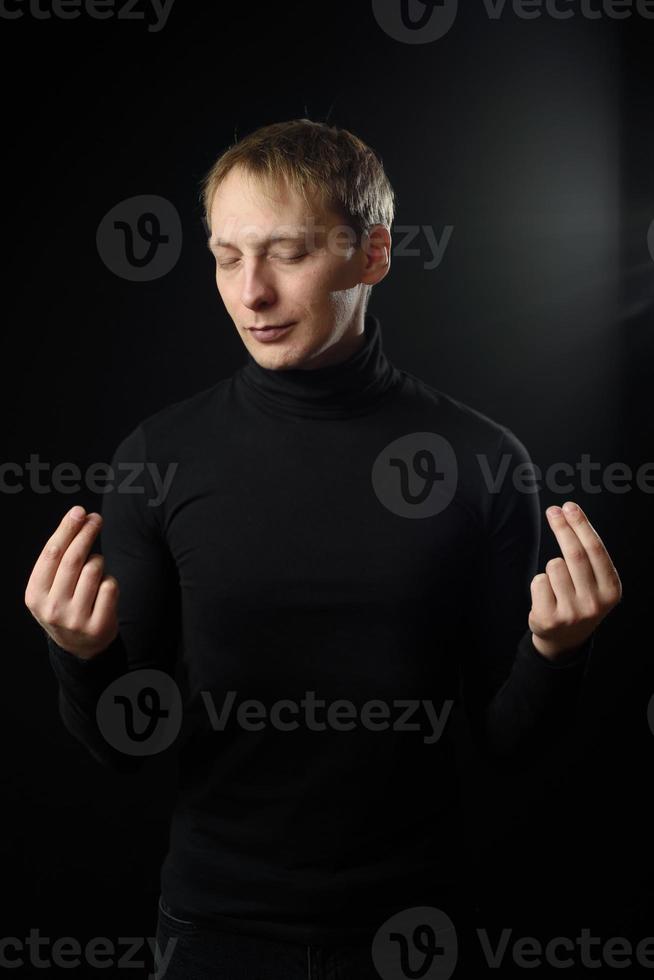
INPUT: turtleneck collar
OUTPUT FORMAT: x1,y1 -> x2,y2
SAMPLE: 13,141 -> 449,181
235,313 -> 403,420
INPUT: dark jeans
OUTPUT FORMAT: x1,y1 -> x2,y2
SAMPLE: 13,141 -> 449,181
154,894 -> 398,979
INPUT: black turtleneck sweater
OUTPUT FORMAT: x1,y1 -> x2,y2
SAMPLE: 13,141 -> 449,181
46,313 -> 593,945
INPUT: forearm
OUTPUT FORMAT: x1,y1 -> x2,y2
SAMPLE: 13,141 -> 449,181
479,626 -> 593,761
47,630 -> 142,773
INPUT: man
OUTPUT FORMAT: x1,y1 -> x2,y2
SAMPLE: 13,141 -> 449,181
25,118 -> 622,979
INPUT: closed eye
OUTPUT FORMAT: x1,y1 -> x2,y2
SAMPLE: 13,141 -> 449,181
217,253 -> 308,268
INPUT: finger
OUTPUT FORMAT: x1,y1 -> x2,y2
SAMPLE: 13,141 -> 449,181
530,572 -> 556,622
546,505 -> 597,595
88,575 -> 119,636
49,514 -> 104,602
26,506 -> 89,602
559,501 -> 622,596
544,556 -> 576,612
72,553 -> 105,621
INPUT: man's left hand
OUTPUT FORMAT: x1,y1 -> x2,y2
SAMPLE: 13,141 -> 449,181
528,501 -> 622,661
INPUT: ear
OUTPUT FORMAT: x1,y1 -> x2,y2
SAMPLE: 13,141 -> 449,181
360,224 -> 391,286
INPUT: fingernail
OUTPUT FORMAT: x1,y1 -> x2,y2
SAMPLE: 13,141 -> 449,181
70,506 -> 85,521
563,501 -> 578,513
547,506 -> 562,518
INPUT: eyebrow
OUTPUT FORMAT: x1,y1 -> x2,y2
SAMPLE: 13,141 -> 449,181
207,232 -> 309,251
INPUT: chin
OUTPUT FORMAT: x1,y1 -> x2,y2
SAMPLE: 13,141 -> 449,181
248,342 -> 298,368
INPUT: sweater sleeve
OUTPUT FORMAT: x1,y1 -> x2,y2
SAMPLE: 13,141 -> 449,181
459,425 -> 593,763
46,423 -> 182,772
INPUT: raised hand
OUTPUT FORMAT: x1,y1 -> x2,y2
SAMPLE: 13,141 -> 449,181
528,501 -> 622,660
24,505 -> 120,660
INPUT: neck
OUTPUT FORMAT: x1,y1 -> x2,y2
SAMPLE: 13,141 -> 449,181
236,313 -> 403,421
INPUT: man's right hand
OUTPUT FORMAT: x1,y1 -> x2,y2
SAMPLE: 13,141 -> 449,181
24,505 -> 120,660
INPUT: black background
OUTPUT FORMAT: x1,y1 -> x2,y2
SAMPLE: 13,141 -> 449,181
3,1 -> 653,975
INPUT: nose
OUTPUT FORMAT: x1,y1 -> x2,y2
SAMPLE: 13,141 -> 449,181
239,256 -> 277,311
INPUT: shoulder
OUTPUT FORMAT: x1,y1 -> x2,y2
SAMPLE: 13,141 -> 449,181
396,368 -> 529,459
140,377 -> 231,432
110,378 -> 233,459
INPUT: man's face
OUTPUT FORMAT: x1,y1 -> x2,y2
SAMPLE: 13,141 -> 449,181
207,165 -> 389,370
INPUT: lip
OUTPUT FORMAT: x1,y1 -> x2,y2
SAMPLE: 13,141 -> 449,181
248,322 -> 295,342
